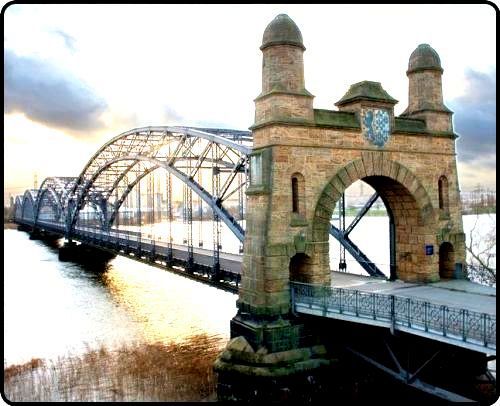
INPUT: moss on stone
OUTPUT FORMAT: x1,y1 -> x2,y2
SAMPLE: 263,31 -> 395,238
261,14 -> 305,51
313,109 -> 360,129
407,43 -> 443,74
335,81 -> 398,106
394,117 -> 427,133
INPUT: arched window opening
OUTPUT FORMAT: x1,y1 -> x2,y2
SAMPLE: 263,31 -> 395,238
291,173 -> 305,218
438,175 -> 449,213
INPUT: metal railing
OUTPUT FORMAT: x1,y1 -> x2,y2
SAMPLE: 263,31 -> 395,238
291,282 -> 496,351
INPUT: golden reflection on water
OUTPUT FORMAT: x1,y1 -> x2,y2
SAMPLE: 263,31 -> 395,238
101,255 -> 237,345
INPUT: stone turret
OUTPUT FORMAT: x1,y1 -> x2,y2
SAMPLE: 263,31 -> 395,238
401,44 -> 453,133
253,14 -> 314,128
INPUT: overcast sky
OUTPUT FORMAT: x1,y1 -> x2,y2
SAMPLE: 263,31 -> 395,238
3,4 -> 496,202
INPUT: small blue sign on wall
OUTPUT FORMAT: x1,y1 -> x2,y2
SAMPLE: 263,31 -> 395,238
425,244 -> 434,256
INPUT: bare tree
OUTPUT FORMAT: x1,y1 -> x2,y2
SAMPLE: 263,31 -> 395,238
465,213 -> 496,286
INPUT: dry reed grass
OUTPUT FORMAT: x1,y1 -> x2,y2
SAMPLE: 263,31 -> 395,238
4,334 -> 224,402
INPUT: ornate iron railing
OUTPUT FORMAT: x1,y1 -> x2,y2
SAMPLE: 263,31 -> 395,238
291,282 -> 496,351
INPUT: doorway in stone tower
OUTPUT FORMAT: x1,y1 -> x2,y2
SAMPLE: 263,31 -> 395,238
289,253 -> 311,283
439,242 -> 455,279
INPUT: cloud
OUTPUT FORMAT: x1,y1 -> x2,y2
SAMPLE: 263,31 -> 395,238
458,161 -> 496,191
163,105 -> 183,124
4,49 -> 108,134
448,68 -> 496,169
51,29 -> 77,52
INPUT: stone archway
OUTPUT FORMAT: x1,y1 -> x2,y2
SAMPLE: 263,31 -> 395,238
311,154 -> 438,283
439,242 -> 455,279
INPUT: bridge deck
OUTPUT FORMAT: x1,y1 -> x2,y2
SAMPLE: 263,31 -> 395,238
330,271 -> 496,316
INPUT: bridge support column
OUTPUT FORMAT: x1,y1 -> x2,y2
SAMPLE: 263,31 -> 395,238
17,224 -> 31,233
215,315 -> 335,402
58,241 -> 116,264
59,241 -> 77,261
29,230 -> 42,240
29,229 -> 62,241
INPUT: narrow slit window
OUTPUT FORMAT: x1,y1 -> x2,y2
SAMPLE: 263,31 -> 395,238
250,154 -> 262,186
291,172 -> 305,217
292,177 -> 299,213
438,175 -> 449,213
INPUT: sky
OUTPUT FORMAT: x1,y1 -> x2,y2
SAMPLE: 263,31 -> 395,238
3,3 -> 497,203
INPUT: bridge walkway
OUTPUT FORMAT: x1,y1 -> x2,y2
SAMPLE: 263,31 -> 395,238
293,272 -> 496,355
329,271 -> 496,315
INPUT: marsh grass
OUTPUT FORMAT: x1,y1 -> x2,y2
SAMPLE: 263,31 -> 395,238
4,334 -> 224,402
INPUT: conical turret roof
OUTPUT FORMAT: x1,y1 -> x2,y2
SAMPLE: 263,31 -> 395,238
261,14 -> 305,50
407,43 -> 443,74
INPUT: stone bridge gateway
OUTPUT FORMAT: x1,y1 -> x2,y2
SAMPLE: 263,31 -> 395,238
215,14 -> 494,403
237,15 -> 464,319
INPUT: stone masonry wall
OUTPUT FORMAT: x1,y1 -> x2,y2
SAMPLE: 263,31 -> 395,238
254,94 -> 314,125
262,45 -> 305,94
408,70 -> 444,112
408,110 -> 453,133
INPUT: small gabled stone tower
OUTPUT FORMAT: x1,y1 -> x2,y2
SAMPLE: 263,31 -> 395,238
400,43 -> 453,133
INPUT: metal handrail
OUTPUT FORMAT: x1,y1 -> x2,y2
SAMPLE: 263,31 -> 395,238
290,281 -> 496,350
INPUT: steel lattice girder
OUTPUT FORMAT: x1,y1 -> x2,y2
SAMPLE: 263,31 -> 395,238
19,189 -> 37,220
67,126 -> 252,241
34,177 -> 78,224
14,196 -> 23,219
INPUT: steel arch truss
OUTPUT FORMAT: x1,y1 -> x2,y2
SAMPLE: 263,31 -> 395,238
14,196 -> 23,220
13,177 -> 79,228
19,189 -> 37,222
35,177 -> 79,226
68,126 -> 252,241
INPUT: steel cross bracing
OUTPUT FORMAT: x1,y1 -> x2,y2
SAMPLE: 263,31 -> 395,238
330,192 -> 386,277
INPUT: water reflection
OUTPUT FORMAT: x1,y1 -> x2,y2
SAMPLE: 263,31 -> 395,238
101,255 -> 237,344
3,229 -> 236,366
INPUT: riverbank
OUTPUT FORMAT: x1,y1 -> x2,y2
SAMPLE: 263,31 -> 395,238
3,334 -> 224,402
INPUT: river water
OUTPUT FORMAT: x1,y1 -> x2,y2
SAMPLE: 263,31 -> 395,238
3,214 -> 495,367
